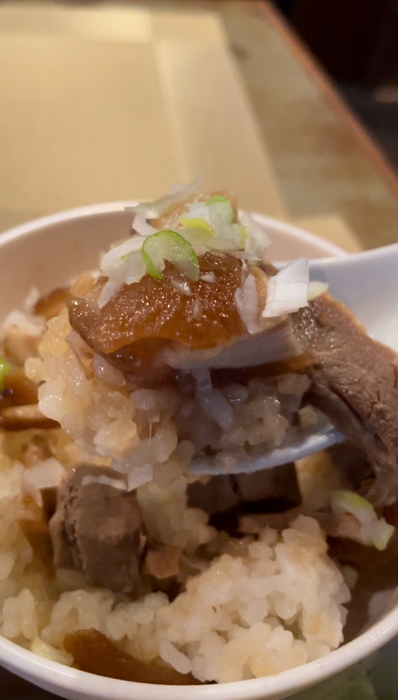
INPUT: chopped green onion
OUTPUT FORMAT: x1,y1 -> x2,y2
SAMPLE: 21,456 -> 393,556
141,230 -> 200,282
0,354 -> 11,391
178,226 -> 233,253
179,217 -> 214,235
331,490 -> 373,514
331,490 -> 395,551
206,194 -> 229,205
210,198 -> 235,225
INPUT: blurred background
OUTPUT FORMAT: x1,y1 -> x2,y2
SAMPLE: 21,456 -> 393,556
0,0 -> 398,253
274,0 -> 398,170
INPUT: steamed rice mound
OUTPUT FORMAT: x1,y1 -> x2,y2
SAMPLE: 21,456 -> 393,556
0,442 -> 349,682
0,309 -> 350,683
0,190 -> 353,684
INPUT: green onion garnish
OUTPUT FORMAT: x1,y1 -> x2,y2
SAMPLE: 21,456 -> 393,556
142,230 -> 200,282
0,354 -> 11,391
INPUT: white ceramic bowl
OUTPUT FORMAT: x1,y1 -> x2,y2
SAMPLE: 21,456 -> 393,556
1,204 -> 398,700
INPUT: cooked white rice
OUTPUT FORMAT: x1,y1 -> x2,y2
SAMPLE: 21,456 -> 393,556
26,310 -> 311,479
0,304 -> 351,683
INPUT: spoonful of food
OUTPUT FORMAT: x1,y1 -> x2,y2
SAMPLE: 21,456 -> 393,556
191,242 -> 398,475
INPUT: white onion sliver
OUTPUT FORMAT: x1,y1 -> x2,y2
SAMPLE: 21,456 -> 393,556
308,280 -> 329,300
133,215 -> 157,237
241,211 -> 270,260
200,272 -> 216,283
262,257 -> 309,318
98,268 -> 126,308
124,250 -> 146,285
192,298 -> 202,320
171,279 -> 193,296
234,273 -> 260,334
125,177 -> 200,219
100,236 -> 142,276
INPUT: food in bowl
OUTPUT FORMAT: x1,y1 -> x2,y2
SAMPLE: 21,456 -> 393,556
0,184 -> 397,686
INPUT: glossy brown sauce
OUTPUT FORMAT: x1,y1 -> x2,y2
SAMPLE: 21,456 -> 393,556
64,629 -> 201,685
69,252 -> 245,354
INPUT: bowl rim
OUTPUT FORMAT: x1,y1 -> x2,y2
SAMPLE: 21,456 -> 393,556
1,203 -> 390,700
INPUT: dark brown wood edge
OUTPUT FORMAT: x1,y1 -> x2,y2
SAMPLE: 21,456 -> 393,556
254,0 -> 398,201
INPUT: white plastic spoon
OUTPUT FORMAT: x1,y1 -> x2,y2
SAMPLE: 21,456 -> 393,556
191,242 -> 398,474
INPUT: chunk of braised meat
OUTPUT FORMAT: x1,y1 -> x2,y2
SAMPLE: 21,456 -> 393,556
144,544 -> 181,581
332,506 -> 398,644
64,629 -> 201,685
19,496 -> 53,564
68,253 -> 245,385
0,369 -> 58,431
50,466 -> 146,595
292,292 -> 398,505
188,464 -> 301,533
0,369 -> 38,409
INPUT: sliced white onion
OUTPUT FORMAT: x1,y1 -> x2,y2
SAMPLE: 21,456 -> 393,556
181,201 -> 211,224
182,200 -> 246,250
262,258 -> 309,318
124,250 -> 146,285
308,280 -> 329,300
98,267 -> 127,308
125,177 -> 200,220
234,273 -> 260,334
133,214 -> 157,237
241,211 -> 270,261
99,239 -> 146,308
100,236 -> 142,277
171,279 -> 193,296
201,272 -> 216,283
192,298 -> 202,320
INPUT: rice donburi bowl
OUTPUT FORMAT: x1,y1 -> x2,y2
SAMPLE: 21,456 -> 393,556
1,186 -> 398,697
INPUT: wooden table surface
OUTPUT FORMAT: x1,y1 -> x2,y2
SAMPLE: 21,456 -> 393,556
1,1 -> 398,697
